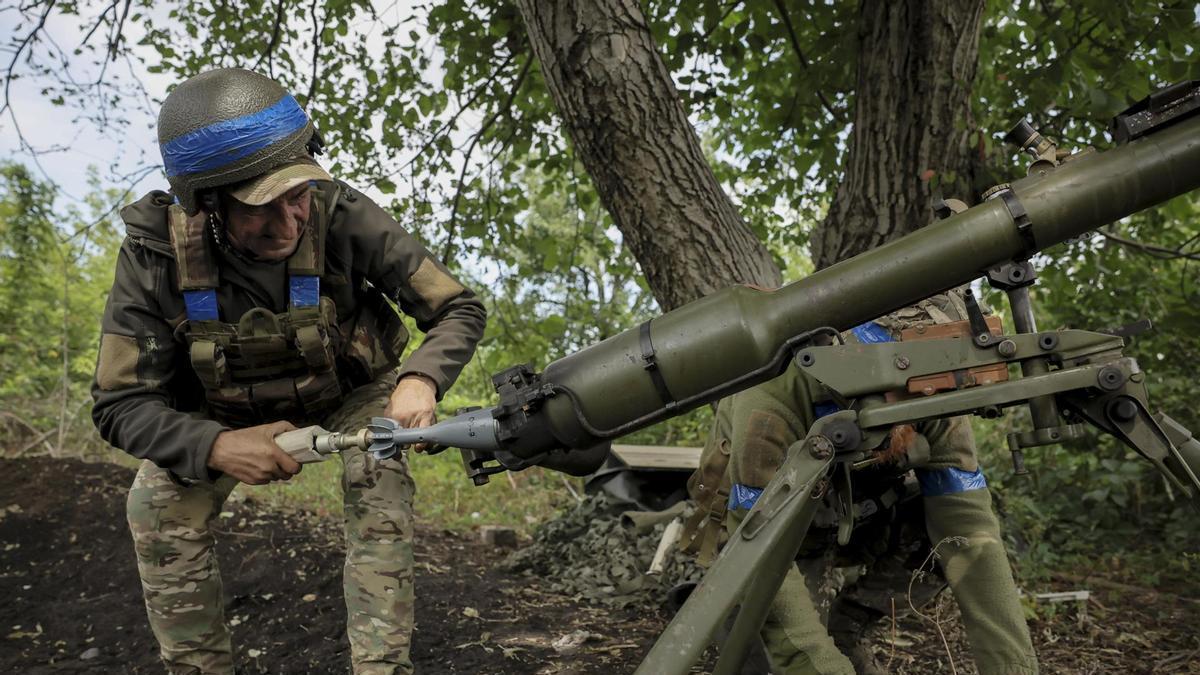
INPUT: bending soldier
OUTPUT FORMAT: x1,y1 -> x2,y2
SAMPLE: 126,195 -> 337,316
91,68 -> 487,674
683,290 -> 1038,674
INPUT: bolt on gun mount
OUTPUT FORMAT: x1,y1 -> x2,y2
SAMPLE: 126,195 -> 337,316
443,81 -> 1200,488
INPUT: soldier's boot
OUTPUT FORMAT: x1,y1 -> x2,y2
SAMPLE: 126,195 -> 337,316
924,488 -> 1038,675
126,460 -> 239,675
326,373 -> 417,675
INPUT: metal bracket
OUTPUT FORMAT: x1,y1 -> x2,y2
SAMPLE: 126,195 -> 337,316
986,260 -> 1038,291
1111,79 -> 1200,144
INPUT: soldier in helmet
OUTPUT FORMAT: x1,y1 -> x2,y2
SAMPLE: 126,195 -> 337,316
91,68 -> 487,674
682,290 -> 1038,674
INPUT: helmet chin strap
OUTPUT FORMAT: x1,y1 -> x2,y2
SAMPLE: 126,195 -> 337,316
305,127 -> 325,156
200,190 -> 237,256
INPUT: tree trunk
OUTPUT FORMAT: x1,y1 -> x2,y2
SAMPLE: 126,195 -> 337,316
810,0 -> 986,270
515,0 -> 782,311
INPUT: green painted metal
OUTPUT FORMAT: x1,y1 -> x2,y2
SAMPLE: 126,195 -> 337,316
796,330 -> 1125,396
500,112 -> 1200,461
633,430 -> 834,675
636,348 -> 1197,673
856,359 -> 1133,428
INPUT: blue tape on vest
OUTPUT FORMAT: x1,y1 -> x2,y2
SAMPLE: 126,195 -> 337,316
161,95 -> 309,177
289,275 -> 320,308
916,466 -> 988,497
851,321 -> 894,344
728,484 -> 764,511
183,289 -> 219,321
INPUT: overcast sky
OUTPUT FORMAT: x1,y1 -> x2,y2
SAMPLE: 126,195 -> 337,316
0,4 -> 420,212
1,7 -> 170,206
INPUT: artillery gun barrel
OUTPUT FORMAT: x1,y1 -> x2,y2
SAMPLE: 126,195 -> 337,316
493,113 -> 1200,468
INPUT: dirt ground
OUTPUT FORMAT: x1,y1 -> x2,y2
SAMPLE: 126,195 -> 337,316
1,456 -> 1197,674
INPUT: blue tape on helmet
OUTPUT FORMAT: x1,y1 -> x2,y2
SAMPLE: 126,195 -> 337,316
728,484 -> 764,511
917,466 -> 988,496
183,289 -> 219,321
289,275 -> 320,308
161,95 -> 309,177
851,321 -> 894,344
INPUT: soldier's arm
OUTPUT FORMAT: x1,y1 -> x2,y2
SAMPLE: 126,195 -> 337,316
726,367 -> 816,488
91,240 -> 228,480
337,187 -> 487,399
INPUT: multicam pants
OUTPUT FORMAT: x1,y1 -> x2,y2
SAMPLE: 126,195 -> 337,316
125,374 -> 416,675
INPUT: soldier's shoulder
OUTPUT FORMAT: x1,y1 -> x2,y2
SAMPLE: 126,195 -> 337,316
118,190 -> 176,256
866,285 -> 985,338
326,179 -> 392,224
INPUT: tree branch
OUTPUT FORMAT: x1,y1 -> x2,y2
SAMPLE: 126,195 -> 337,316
769,0 -> 843,123
1099,228 -> 1200,262
253,0 -> 288,76
441,56 -> 533,265
391,50 -> 519,178
2,0 -> 57,118
307,0 -> 324,105
78,0 -> 119,47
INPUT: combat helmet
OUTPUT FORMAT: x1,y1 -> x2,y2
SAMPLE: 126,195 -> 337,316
158,68 -> 319,214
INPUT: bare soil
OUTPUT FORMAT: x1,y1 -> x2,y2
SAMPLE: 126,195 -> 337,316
1,456 -> 1197,674
0,457 -> 661,674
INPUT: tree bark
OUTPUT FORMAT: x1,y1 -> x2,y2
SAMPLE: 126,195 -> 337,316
810,0 -> 986,270
515,0 -> 782,311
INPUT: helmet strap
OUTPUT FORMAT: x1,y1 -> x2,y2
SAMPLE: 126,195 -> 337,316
306,127 -> 325,156
199,190 -> 233,254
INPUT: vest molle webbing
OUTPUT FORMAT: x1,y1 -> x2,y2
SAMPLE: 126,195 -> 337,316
168,181 -> 404,426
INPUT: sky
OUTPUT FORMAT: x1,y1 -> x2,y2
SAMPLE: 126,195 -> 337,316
0,3 -> 422,212
1,6 -> 172,206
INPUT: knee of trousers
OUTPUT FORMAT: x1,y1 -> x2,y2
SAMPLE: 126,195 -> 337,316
126,462 -> 222,561
342,452 -> 416,544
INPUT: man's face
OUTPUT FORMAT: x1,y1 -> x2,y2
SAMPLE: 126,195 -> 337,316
223,183 -> 311,261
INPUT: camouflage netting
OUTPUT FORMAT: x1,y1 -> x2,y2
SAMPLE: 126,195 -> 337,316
503,494 -> 704,609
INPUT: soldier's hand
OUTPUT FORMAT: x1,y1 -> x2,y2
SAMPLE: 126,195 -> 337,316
385,375 -> 438,452
207,421 -> 303,485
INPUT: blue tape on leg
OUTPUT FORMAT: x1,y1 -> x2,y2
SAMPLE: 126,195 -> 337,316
917,466 -> 988,496
728,484 -> 764,511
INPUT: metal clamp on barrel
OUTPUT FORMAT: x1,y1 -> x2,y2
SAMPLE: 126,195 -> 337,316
983,183 -> 1036,258
639,319 -> 677,411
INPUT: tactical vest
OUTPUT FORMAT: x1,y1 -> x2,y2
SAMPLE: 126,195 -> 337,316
169,182 -> 409,426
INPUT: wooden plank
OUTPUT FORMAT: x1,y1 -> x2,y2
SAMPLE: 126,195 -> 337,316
610,444 -> 702,470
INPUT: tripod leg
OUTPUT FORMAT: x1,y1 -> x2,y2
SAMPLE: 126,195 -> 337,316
636,437 -> 834,675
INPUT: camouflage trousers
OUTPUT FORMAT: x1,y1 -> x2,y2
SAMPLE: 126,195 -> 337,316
125,374 -> 416,675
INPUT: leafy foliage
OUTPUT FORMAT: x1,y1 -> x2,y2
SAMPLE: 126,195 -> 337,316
0,164 -> 122,455
2,2 -> 1198,563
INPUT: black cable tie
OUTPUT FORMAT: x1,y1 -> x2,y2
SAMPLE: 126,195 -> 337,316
638,320 -> 677,410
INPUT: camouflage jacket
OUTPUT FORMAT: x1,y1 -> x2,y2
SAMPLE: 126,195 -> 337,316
91,181 -> 487,480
